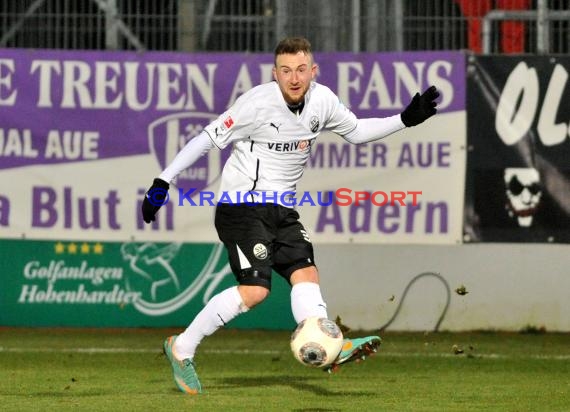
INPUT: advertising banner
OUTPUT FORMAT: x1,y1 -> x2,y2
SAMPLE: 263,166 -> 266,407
464,56 -> 570,243
0,49 -> 466,245
0,49 -> 465,327
0,239 -> 294,328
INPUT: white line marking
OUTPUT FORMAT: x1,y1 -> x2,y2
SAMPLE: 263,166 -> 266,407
0,347 -> 569,360
0,347 -> 280,355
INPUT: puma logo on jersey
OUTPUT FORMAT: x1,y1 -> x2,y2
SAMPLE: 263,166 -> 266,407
267,139 -> 314,152
270,122 -> 281,133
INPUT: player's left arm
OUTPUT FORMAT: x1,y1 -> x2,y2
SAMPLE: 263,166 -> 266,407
339,85 -> 440,144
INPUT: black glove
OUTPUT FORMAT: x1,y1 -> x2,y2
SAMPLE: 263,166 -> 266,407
400,85 -> 440,127
141,178 -> 170,223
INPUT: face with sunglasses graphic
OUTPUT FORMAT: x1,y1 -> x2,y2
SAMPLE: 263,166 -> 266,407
504,167 -> 543,227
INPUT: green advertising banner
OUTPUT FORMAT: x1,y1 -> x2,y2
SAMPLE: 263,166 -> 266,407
0,239 -> 295,329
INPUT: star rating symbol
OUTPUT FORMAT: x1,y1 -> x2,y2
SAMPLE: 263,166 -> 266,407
55,242 -> 65,254
68,243 -> 78,254
54,242 -> 104,255
80,243 -> 90,254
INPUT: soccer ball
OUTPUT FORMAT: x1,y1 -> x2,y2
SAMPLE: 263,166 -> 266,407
290,317 -> 344,368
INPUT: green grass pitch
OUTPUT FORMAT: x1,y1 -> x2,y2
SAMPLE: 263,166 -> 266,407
1,327 -> 569,411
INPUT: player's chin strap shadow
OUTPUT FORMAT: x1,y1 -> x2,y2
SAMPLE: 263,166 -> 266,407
378,272 -> 451,333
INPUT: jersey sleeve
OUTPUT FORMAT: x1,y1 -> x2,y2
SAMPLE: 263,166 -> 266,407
320,85 -> 405,144
204,92 -> 258,149
319,87 -> 359,136
343,115 -> 406,144
158,131 -> 214,183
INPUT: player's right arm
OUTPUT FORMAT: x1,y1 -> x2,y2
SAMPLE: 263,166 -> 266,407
141,88 -> 259,224
141,132 -> 214,223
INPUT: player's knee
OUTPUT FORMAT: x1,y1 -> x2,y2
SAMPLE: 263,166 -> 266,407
238,284 -> 270,308
290,265 -> 319,285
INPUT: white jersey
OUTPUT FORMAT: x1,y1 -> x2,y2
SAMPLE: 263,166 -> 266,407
203,81 -> 359,205
160,80 -> 405,207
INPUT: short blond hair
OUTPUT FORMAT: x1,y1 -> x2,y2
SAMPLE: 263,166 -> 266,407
274,37 -> 313,66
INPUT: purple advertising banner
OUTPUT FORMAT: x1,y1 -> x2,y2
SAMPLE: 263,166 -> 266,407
0,49 -> 465,243
0,49 -> 464,168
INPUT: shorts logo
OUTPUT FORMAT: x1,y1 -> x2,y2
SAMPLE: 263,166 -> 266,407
253,243 -> 268,260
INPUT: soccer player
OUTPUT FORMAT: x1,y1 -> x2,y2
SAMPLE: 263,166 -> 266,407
142,37 -> 439,394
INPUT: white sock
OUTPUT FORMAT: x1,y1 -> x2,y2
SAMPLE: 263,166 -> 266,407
174,286 -> 248,360
290,282 -> 328,323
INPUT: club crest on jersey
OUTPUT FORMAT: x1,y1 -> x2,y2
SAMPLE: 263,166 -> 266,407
310,116 -> 320,133
148,112 -> 229,193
